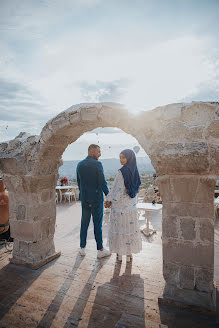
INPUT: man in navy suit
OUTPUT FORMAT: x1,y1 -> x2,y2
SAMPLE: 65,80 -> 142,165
77,144 -> 111,258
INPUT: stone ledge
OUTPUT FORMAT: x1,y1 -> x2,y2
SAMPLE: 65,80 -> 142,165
158,296 -> 216,315
160,283 -> 216,312
9,251 -> 61,270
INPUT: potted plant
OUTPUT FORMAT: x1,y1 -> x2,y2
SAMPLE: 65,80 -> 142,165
60,177 -> 68,186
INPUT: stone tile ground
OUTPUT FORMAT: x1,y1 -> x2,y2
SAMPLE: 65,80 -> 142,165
0,202 -> 218,327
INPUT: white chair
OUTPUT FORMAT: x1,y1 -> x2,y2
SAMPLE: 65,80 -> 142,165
57,189 -> 64,203
64,189 -> 76,204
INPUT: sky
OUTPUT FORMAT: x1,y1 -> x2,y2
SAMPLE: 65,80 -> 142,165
0,0 -> 218,159
64,127 -> 146,160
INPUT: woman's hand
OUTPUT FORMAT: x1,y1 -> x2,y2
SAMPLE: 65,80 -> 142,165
104,201 -> 112,208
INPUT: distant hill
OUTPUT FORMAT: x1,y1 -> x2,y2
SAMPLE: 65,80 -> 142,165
59,157 -> 155,179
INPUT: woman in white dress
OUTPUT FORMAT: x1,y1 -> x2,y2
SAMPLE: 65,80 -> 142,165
105,149 -> 142,262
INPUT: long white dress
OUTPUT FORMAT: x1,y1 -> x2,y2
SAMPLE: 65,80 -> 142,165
105,170 -> 142,256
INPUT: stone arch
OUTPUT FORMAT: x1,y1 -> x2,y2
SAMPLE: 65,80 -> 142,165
34,103 -> 150,176
0,101 -> 218,311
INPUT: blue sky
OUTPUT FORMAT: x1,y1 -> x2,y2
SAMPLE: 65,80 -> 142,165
0,0 -> 218,159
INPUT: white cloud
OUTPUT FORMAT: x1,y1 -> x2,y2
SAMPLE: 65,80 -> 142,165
63,130 -> 146,160
0,119 -> 41,142
28,33 -> 216,113
181,56 -> 219,102
79,79 -> 129,102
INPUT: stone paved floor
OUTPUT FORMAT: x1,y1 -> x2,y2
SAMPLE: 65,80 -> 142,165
0,202 -> 218,327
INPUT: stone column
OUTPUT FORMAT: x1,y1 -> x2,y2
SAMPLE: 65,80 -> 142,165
157,174 -> 216,311
4,173 -> 60,269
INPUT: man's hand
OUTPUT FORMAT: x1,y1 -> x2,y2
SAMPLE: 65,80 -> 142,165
104,201 -> 112,208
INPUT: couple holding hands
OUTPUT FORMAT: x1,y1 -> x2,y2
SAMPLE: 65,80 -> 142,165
76,144 -> 142,262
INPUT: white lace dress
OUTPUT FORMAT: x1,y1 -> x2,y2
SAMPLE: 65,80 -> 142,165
105,170 -> 142,256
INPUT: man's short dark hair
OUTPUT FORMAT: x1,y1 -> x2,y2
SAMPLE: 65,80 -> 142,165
88,144 -> 100,151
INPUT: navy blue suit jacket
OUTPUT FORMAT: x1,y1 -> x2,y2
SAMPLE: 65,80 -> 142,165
76,156 -> 109,203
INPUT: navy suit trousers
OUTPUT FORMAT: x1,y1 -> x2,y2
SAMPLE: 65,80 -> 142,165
80,201 -> 103,250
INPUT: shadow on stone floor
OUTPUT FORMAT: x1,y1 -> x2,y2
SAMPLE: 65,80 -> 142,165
37,254 -> 85,328
0,257 -> 60,322
87,260 -> 145,328
61,256 -> 111,328
37,255 -> 111,328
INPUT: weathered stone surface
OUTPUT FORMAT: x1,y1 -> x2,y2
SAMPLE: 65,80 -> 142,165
162,216 -> 178,238
162,282 -> 216,311
40,189 -> 55,203
163,240 -> 214,268
2,174 -> 57,194
195,267 -> 214,292
157,176 -> 171,202
179,266 -> 195,289
98,104 -> 128,127
163,261 -> 179,286
12,236 -> 56,264
25,175 -> 57,193
180,218 -> 196,241
10,220 -> 43,242
194,176 -> 216,204
157,175 -> 198,206
12,239 -> 31,261
8,190 -> 41,207
181,102 -> 216,126
80,106 -> 99,121
0,158 -> 26,175
206,121 -> 219,139
16,204 -> 26,220
162,202 -> 214,219
209,143 -> 219,173
3,175 -> 23,193
154,142 -> 210,175
28,237 -> 55,263
69,110 -> 80,124
169,176 -> 199,203
25,202 -> 56,221
199,219 -> 214,243
39,145 -> 64,158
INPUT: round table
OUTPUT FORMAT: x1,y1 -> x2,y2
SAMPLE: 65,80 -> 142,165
136,202 -> 163,236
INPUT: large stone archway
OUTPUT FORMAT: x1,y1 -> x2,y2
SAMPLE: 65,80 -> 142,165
0,101 -> 218,311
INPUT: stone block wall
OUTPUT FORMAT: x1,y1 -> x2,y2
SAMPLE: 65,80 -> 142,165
3,173 -> 57,266
158,174 -> 216,310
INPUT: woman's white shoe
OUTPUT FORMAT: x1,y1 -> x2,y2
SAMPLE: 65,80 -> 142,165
117,255 -> 122,261
126,255 -> 132,262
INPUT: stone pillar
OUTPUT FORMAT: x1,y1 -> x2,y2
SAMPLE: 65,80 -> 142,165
4,173 -> 60,269
157,174 -> 216,311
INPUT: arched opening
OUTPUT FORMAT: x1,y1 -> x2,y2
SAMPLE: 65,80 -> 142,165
54,125 -> 159,260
